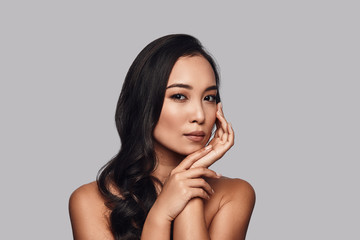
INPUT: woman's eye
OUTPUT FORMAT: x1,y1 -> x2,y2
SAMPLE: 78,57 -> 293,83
204,95 -> 216,102
171,94 -> 186,101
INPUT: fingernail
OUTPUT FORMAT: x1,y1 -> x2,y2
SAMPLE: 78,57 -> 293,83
205,145 -> 212,150
216,172 -> 222,177
211,189 -> 215,194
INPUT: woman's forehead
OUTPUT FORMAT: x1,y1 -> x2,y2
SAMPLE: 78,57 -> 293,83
167,55 -> 216,87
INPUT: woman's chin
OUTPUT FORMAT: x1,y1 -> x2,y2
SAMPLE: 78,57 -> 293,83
181,145 -> 206,156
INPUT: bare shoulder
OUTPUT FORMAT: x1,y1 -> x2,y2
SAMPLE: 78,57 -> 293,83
69,181 -> 113,240
69,181 -> 109,214
205,176 -> 256,239
70,181 -> 103,201
208,176 -> 256,204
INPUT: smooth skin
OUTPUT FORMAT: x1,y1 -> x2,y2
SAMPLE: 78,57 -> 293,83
69,56 -> 255,240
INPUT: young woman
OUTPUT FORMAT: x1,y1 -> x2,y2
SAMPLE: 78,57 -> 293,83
69,34 -> 255,240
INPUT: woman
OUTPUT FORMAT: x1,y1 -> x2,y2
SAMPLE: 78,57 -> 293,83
69,34 -> 255,240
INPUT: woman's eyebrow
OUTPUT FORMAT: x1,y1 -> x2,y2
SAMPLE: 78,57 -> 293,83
166,84 -> 218,91
166,83 -> 192,89
205,85 -> 218,92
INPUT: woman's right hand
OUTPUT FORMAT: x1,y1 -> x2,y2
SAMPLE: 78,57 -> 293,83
190,102 -> 234,169
151,146 -> 221,222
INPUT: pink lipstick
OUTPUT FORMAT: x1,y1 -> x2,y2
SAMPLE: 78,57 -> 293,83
184,131 -> 206,142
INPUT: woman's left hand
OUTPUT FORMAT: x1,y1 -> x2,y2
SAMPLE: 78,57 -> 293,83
190,102 -> 234,169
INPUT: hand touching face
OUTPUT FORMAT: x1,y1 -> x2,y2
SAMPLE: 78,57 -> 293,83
149,56 -> 234,223
151,105 -> 234,221
190,102 -> 234,169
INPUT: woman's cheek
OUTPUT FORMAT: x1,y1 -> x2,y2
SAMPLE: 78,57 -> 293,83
204,109 -> 216,138
160,104 -> 185,136
207,108 -> 217,125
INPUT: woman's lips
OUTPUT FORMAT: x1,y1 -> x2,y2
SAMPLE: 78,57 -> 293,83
184,131 -> 206,142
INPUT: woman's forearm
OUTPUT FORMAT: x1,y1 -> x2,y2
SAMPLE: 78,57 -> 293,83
173,198 -> 210,240
141,202 -> 172,240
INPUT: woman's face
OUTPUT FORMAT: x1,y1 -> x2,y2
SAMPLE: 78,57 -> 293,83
153,55 -> 218,157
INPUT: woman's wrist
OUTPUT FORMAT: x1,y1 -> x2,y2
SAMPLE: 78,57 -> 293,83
179,197 -> 204,213
147,200 -> 173,225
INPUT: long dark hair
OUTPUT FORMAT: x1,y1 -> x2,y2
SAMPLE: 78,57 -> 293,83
97,34 -> 221,240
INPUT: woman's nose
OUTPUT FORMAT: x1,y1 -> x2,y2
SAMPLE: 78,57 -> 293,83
189,102 -> 205,124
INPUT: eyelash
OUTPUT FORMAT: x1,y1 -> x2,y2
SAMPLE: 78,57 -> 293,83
170,94 -> 217,102
170,94 -> 187,101
204,95 -> 217,102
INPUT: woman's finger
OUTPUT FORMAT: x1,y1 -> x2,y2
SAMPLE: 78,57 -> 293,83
190,149 -> 219,169
190,139 -> 232,169
181,167 -> 220,179
228,122 -> 234,145
172,145 -> 213,173
215,119 -> 224,139
185,178 -> 214,196
187,188 -> 211,201
214,119 -> 221,138
217,111 -> 229,143
214,104 -> 222,137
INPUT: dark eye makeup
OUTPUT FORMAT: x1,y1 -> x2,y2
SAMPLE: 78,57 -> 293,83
204,95 -> 217,102
170,93 -> 217,103
170,93 -> 187,101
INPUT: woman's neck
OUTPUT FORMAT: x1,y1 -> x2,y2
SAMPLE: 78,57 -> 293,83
152,142 -> 185,184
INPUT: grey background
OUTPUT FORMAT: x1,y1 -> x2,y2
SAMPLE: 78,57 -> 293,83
1,0 -> 359,239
